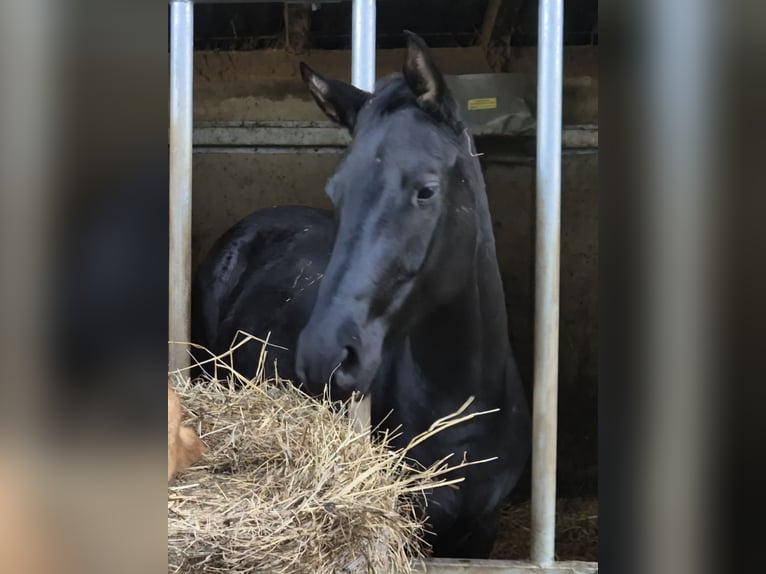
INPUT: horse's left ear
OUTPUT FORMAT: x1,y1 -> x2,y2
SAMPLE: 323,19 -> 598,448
300,62 -> 370,132
403,30 -> 459,128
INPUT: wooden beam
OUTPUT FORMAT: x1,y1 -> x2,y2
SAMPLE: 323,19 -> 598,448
478,0 -> 503,49
284,2 -> 312,53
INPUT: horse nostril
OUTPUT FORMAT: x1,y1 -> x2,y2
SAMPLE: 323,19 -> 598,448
338,345 -> 360,377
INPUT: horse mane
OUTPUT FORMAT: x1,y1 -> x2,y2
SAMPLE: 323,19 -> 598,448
368,75 -> 415,115
364,75 -> 465,139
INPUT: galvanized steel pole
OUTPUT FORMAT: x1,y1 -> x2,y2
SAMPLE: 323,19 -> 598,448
349,0 -> 375,432
169,0 -> 194,373
530,0 -> 564,566
351,0 -> 376,90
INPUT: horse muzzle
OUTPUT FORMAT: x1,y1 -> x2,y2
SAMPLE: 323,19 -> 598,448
295,316 -> 382,399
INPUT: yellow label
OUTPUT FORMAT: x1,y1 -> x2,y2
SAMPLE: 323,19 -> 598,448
467,97 -> 497,111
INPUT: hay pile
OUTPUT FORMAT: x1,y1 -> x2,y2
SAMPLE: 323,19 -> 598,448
168,345 -> 493,574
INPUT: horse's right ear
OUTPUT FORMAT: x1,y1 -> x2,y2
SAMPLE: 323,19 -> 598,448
300,62 -> 370,132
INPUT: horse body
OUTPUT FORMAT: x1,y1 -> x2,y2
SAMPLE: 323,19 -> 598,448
192,33 -> 531,558
192,206 -> 335,381
370,234 -> 531,556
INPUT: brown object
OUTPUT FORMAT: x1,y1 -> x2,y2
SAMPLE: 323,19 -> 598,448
0,461 -> 63,574
168,385 -> 205,481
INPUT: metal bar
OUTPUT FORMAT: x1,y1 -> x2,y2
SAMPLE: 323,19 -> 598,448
351,0 -> 376,91
638,1 -> 713,573
419,559 -> 598,574
478,0 -> 502,49
349,0 -> 376,432
530,0 -> 564,566
169,0 -> 194,373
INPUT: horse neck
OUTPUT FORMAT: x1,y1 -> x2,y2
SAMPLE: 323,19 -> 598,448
408,154 -> 511,398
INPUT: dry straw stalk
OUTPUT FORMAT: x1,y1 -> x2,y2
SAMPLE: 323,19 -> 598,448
168,338 -> 494,574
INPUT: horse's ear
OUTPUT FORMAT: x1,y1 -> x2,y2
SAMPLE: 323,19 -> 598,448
300,62 -> 370,132
403,30 -> 459,127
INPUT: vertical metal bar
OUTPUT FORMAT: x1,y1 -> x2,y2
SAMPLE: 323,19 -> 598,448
349,0 -> 375,431
530,0 -> 564,566
169,0 -> 194,373
351,0 -> 376,91
638,1 -> 714,573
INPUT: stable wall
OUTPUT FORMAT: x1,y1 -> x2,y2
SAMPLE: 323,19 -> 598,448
190,48 -> 598,496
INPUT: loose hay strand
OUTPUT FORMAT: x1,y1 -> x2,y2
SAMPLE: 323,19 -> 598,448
168,342 -> 495,574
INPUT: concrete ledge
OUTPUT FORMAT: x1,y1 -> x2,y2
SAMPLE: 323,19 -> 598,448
192,121 -> 598,150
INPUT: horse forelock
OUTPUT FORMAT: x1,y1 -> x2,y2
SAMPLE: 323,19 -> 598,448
359,75 -> 465,140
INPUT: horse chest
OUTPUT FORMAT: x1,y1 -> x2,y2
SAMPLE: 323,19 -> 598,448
372,344 -> 491,455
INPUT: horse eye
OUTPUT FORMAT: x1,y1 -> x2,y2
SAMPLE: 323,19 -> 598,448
416,185 -> 438,202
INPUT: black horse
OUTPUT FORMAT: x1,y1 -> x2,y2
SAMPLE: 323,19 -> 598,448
192,32 -> 531,558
